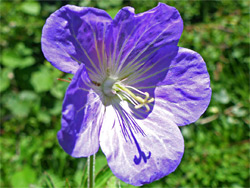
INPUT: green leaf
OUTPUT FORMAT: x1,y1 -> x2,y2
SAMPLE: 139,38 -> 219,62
95,155 -> 108,173
42,172 -> 56,188
49,100 -> 63,115
37,111 -> 51,124
20,1 -> 41,16
31,66 -> 54,92
50,79 -> 68,99
41,171 -> 65,188
0,68 -> 13,92
10,165 -> 37,188
97,0 -> 122,9
19,90 -> 38,101
16,43 -> 32,56
79,0 -> 91,7
107,8 -> 120,19
2,49 -> 22,68
79,161 -> 88,188
2,48 -> 35,69
105,176 -> 120,188
95,165 -> 114,188
2,91 -> 40,118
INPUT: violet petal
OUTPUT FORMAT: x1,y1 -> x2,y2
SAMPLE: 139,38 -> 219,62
155,47 -> 212,126
41,5 -> 112,74
58,64 -> 105,157
107,3 -> 183,75
100,103 -> 184,186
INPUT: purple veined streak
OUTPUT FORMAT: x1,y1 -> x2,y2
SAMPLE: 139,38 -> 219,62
41,3 -> 211,186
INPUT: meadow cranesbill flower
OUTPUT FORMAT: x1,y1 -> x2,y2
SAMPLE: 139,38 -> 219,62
41,3 -> 211,186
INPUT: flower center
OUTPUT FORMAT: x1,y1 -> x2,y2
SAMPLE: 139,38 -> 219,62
102,78 -> 154,112
102,78 -> 116,97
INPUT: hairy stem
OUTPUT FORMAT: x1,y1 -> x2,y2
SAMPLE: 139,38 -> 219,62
88,155 -> 95,188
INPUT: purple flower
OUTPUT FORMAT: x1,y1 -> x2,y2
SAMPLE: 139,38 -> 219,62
41,3 -> 211,186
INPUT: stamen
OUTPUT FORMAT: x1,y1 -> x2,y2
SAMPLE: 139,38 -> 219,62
116,93 -> 124,102
126,85 -> 146,95
113,84 -> 154,112
122,92 -> 138,106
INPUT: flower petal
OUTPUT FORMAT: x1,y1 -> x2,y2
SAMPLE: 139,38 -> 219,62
42,5 -> 112,74
155,47 -> 212,126
119,45 -> 178,119
99,103 -> 184,186
57,64 -> 105,157
124,45 -> 178,88
107,3 -> 183,77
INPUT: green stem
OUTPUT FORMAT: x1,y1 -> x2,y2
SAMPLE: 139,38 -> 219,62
88,154 -> 95,188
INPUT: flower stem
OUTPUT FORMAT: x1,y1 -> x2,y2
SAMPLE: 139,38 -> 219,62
88,154 -> 95,188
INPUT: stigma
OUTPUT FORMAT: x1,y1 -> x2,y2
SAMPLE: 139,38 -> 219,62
101,78 -> 154,112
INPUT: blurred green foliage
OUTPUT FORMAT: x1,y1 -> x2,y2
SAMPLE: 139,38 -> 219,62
0,0 -> 249,187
